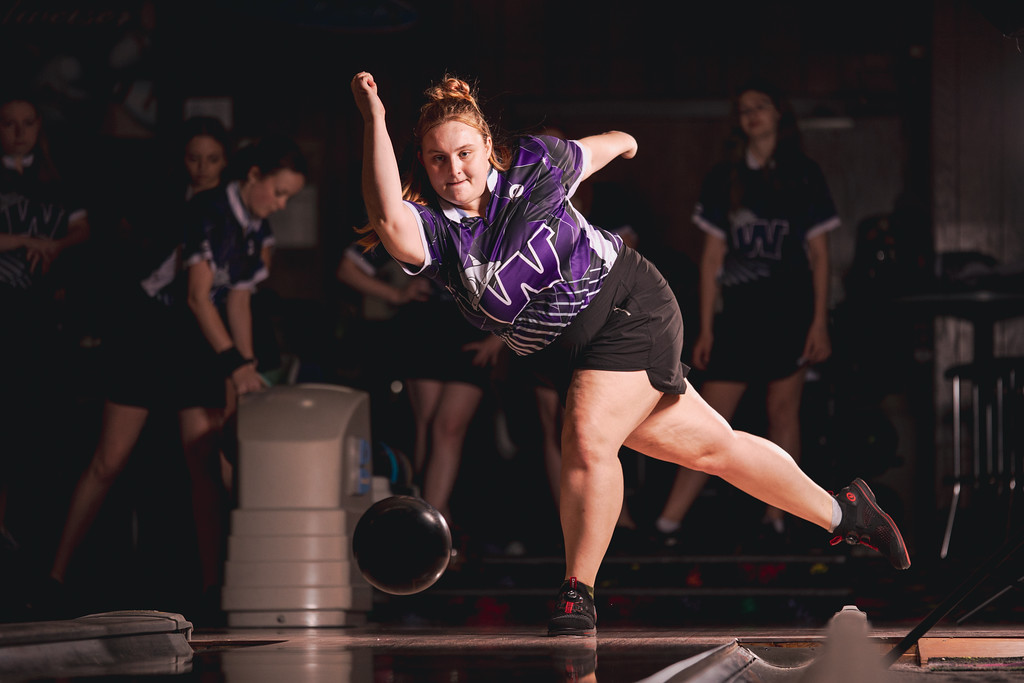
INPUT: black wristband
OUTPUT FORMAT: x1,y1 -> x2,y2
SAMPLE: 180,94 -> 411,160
218,346 -> 253,377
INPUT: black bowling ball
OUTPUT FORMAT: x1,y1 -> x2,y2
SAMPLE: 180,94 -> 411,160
352,495 -> 452,595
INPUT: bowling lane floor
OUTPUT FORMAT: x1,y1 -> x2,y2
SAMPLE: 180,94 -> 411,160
4,611 -> 1024,682
185,622 -> 1024,683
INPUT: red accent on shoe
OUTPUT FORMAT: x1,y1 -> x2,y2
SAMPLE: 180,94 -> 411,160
829,536 -> 843,546
569,577 -> 577,590
564,602 -> 573,614
846,492 -> 857,503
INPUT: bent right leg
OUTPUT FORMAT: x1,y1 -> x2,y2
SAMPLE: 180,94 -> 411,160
51,402 -> 150,581
560,370 -> 664,587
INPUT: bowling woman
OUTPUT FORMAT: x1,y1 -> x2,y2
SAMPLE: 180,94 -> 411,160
350,71 -> 909,637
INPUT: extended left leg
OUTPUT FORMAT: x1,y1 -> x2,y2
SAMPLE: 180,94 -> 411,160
624,381 -> 834,530
626,381 -> 909,569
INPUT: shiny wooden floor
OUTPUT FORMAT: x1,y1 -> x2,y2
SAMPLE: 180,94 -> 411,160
3,607 -> 1024,682
186,621 -> 1024,682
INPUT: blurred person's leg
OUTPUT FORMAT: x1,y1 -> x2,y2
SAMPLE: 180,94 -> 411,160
405,377 -> 443,478
762,368 -> 808,528
180,405 -> 228,595
655,380 -> 746,533
421,381 -> 485,527
51,402 -> 150,582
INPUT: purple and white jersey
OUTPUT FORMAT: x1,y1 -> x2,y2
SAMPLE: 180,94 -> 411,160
402,135 -> 622,355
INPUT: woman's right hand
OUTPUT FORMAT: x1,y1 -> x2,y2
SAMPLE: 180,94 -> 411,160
230,363 -> 266,396
24,237 -> 60,274
351,72 -> 385,122
691,331 -> 714,370
464,334 -> 506,368
394,277 -> 432,305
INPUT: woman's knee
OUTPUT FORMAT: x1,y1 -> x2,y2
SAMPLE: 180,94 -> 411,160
86,450 -> 129,484
765,373 -> 805,424
180,408 -> 220,441
560,426 -> 622,470
431,410 -> 473,445
765,395 -> 801,427
684,431 -> 745,478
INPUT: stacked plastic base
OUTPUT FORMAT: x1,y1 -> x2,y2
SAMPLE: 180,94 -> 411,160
222,384 -> 376,627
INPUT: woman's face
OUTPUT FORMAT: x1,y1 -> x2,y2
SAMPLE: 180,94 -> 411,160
420,120 -> 493,214
184,134 -> 228,192
737,90 -> 780,142
242,167 -> 305,219
0,101 -> 41,158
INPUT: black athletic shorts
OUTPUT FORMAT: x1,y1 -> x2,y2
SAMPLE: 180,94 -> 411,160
392,298 -> 495,389
701,287 -> 813,383
523,247 -> 689,403
102,287 -> 227,410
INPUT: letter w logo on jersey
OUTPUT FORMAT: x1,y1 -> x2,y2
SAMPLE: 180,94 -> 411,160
479,223 -> 563,323
735,219 -> 789,260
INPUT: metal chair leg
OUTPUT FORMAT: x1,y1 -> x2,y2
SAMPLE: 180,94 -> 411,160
972,382 -> 981,486
941,375 -> 963,559
996,375 -> 1005,485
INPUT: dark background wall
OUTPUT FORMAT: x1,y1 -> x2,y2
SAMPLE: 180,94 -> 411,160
2,0 -> 943,294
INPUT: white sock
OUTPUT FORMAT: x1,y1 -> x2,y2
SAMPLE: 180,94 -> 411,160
829,498 -> 842,533
655,517 -> 681,534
